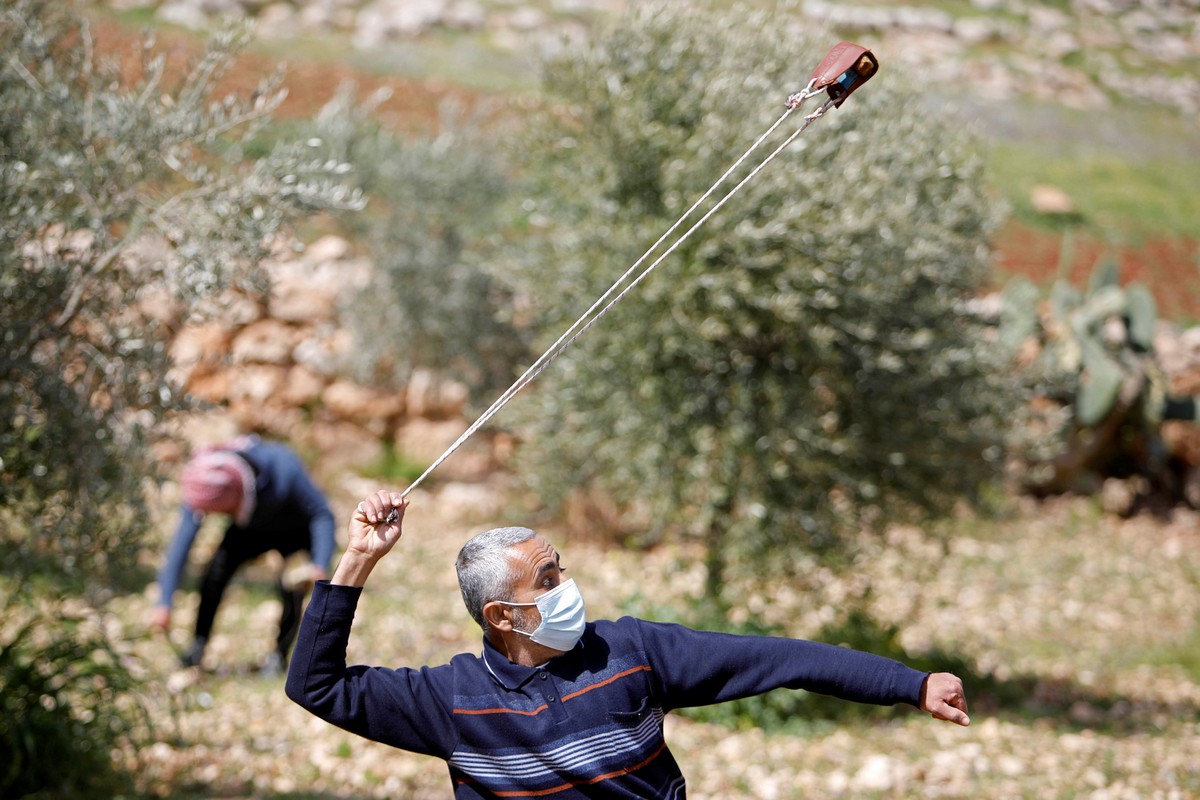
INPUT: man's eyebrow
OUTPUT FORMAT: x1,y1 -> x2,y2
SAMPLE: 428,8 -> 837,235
534,557 -> 560,578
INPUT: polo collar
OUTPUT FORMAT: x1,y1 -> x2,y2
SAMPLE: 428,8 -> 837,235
479,632 -> 591,691
480,635 -> 540,691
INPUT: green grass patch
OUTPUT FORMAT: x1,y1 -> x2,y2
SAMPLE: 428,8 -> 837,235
358,442 -> 430,483
953,92 -> 1200,242
988,139 -> 1200,242
106,4 -> 158,27
1142,623 -> 1200,681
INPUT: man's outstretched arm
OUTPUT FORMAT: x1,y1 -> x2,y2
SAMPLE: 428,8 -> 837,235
634,618 -> 972,726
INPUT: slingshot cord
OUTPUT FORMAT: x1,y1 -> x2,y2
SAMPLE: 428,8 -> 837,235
400,85 -> 833,499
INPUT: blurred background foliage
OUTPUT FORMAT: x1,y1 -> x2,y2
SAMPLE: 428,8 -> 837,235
1,0 -> 361,794
304,85 -> 530,408
0,605 -> 146,799
497,2 -> 1022,599
1,1 -> 362,594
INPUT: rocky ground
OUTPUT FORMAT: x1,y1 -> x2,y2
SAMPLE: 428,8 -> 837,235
113,477 -> 1200,798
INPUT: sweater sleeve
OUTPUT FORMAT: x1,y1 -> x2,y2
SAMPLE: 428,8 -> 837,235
285,581 -> 459,759
291,469 -> 336,570
631,618 -> 927,712
155,505 -> 205,609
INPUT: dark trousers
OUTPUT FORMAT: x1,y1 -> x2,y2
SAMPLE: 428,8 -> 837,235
194,522 -> 309,660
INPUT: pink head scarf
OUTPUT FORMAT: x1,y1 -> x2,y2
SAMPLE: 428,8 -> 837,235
181,450 -> 257,526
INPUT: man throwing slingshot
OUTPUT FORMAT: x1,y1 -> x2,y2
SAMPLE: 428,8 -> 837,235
287,491 -> 970,798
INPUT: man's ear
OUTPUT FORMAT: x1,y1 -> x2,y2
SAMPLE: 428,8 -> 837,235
482,600 -> 512,633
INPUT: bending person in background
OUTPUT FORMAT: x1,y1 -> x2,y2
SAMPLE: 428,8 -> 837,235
152,435 -> 335,674
287,490 -> 970,798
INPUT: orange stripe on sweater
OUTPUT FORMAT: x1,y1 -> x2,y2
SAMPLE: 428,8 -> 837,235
452,664 -> 653,716
454,704 -> 548,716
560,665 -> 653,703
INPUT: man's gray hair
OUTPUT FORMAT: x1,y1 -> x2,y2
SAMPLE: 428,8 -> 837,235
455,526 -> 538,630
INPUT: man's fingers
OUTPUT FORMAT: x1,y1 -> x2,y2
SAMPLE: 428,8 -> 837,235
358,492 -> 387,522
385,497 -> 409,525
355,493 -> 408,526
934,701 -> 971,726
356,497 -> 376,520
933,692 -> 970,726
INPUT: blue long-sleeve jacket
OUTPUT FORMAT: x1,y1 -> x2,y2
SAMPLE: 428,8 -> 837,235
156,441 -> 336,608
287,581 -> 928,798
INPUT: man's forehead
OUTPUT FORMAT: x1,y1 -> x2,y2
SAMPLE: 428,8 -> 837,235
509,536 -> 559,572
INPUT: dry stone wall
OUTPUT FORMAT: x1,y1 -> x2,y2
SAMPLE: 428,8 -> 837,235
166,234 -> 504,485
162,231 -> 1200,500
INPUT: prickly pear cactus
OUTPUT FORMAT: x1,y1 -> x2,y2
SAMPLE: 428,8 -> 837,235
995,255 -> 1195,497
1000,257 -> 1155,429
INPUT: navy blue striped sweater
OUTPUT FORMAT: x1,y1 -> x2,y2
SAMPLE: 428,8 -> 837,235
286,581 -> 928,798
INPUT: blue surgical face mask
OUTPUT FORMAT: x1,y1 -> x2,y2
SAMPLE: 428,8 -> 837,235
499,578 -> 586,652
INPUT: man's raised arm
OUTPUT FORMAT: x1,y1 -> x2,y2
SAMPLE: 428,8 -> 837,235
284,491 -> 458,758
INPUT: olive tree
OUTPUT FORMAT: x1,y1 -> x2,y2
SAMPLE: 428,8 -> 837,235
0,1 -> 362,591
502,2 -> 1019,598
0,2 -> 361,793
309,87 -> 526,406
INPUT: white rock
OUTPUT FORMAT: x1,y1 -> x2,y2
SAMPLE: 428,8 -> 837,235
303,234 -> 352,264
156,1 -> 211,30
505,6 -> 548,31
1030,184 -> 1075,215
293,326 -> 352,376
231,319 -> 299,364
953,17 -> 1008,44
257,3 -> 299,38
853,754 -> 898,792
445,0 -> 487,29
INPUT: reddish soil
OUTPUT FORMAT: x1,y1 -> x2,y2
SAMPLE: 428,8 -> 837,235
992,222 -> 1200,323
92,17 -> 498,133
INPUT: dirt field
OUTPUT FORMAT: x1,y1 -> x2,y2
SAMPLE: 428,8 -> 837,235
994,222 -> 1200,322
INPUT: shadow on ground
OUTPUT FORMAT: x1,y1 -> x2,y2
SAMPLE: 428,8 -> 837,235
964,670 -> 1194,735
